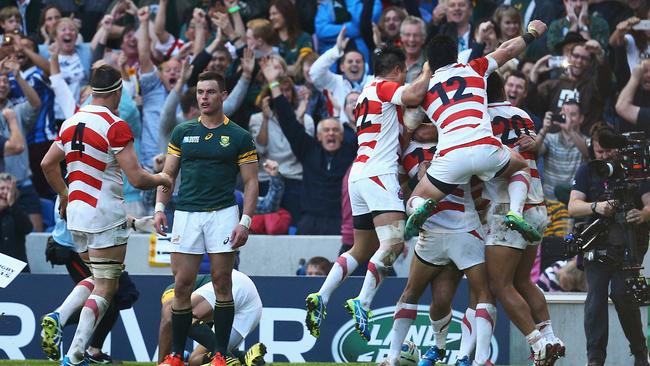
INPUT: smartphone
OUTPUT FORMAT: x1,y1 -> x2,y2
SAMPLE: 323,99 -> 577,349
633,20 -> 650,31
552,113 -> 566,124
548,56 -> 567,69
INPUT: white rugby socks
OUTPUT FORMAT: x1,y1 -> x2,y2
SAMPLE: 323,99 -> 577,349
526,329 -> 546,353
536,320 -> 557,341
475,303 -> 496,365
508,172 -> 529,216
431,312 -> 452,350
318,252 -> 359,304
459,307 -> 476,358
358,250 -> 389,309
67,294 -> 109,363
57,277 -> 95,326
387,302 -> 418,359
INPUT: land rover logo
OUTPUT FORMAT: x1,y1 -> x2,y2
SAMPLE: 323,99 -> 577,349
331,305 -> 498,363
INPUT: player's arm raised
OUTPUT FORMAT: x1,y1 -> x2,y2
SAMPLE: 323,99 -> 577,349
400,61 -> 431,106
488,20 -> 547,67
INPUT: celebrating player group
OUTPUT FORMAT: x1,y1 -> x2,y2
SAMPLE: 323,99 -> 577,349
305,19 -> 565,366
38,11 -> 561,366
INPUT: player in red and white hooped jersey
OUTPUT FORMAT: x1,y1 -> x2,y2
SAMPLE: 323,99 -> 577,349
383,134 -> 496,366
40,65 -> 172,366
304,47 -> 432,342
482,73 -> 565,365
403,20 -> 549,245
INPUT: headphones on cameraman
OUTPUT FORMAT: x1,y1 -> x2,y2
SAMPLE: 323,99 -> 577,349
587,123 -> 616,160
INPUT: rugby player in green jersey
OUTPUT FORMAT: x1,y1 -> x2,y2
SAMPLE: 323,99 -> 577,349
154,71 -> 259,366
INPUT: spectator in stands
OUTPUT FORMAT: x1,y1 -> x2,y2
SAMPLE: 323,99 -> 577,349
609,11 -> 650,73
0,172 -> 32,271
305,256 -> 333,276
504,70 -> 542,130
530,41 -> 610,131
136,6 -> 180,171
400,16 -> 426,83
536,259 -> 587,292
296,51 -> 330,123
0,0 -> 42,36
429,0 -> 475,53
460,20 -> 498,63
249,76 -> 313,225
616,59 -> 650,138
269,0 -> 313,75
310,26 -> 372,124
0,6 -> 20,36
5,34 -> 55,199
493,5 -> 522,43
38,17 -> 94,105
314,0 -> 382,61
260,55 -> 356,235
547,0 -> 610,52
36,5 -> 61,45
207,45 -> 232,76
246,19 -> 278,58
372,6 -> 407,50
537,100 -> 589,200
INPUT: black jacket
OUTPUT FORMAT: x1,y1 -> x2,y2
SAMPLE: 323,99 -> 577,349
273,94 -> 356,218
0,205 -> 33,272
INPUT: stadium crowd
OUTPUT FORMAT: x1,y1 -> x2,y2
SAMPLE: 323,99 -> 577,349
0,0 -> 648,285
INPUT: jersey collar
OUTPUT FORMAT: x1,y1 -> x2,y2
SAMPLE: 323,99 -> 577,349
198,115 -> 229,126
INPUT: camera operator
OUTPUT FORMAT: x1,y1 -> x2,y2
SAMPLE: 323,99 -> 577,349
567,124 -> 650,366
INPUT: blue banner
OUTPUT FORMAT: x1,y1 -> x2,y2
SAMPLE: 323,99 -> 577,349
0,274 -> 509,363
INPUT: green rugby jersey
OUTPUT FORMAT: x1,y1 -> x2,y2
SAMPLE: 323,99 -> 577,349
167,116 -> 257,212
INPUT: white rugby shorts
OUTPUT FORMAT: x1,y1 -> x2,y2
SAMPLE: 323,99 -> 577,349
349,173 -> 405,216
170,205 -> 240,254
71,222 -> 130,252
427,144 -> 511,185
415,228 -> 485,270
193,282 -> 263,340
485,203 -> 548,249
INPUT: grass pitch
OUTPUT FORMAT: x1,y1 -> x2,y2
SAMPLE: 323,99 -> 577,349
0,362 -> 384,366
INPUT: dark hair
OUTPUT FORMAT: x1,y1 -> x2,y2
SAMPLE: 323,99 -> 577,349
306,256 -> 333,275
426,35 -> 457,71
213,45 -> 232,62
269,0 -> 302,46
38,4 -> 61,29
562,99 -> 582,115
373,46 -> 406,77
197,71 -> 226,93
486,72 -> 506,103
90,65 -> 122,95
120,24 -> 136,44
506,70 -> 528,89
180,87 -> 198,114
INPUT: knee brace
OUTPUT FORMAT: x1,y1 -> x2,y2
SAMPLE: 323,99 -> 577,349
375,220 -> 405,247
89,257 -> 125,279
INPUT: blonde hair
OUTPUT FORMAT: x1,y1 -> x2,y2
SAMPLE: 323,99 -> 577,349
246,18 -> 276,45
0,6 -> 20,23
53,17 -> 78,38
557,260 -> 587,292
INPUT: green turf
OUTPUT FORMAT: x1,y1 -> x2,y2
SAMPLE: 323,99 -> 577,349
0,362 -> 383,366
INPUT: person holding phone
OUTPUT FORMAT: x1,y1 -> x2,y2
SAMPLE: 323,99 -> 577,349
609,10 -> 650,73
537,100 -> 589,200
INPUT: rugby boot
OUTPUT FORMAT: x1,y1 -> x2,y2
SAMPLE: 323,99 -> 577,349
379,358 -> 399,366
61,356 -> 89,366
531,339 -> 557,366
159,353 -> 184,366
550,337 -> 566,360
404,198 -> 437,240
305,293 -> 326,338
504,211 -> 541,242
454,356 -> 472,366
244,342 -> 267,366
226,354 -> 243,366
344,298 -> 372,341
206,352 -> 227,366
84,351 -> 113,364
42,311 -> 63,361
418,346 -> 445,366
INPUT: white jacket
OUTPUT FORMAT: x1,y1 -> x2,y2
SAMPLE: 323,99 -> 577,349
309,46 -> 373,124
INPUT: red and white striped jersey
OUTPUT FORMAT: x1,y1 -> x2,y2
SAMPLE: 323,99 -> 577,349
401,140 -> 482,233
484,102 -> 544,204
349,79 -> 406,182
54,105 -> 134,233
421,56 -> 501,157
